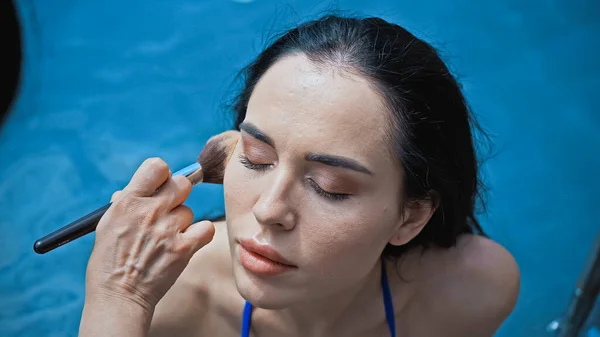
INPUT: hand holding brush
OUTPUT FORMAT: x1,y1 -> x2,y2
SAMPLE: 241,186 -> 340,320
33,131 -> 239,254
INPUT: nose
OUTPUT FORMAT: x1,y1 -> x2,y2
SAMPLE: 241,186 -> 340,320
252,168 -> 297,231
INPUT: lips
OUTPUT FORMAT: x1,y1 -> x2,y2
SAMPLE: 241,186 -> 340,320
238,239 -> 296,267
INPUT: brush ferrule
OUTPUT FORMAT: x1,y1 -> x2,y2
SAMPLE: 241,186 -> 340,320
173,162 -> 204,186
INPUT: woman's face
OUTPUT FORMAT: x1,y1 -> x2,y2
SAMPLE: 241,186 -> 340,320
223,54 -> 407,308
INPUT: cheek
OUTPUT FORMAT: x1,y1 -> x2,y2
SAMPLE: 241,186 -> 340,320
223,155 -> 252,217
299,200 -> 395,269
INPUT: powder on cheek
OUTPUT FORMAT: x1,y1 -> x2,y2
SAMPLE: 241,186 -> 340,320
300,207 -> 386,267
223,153 -> 253,214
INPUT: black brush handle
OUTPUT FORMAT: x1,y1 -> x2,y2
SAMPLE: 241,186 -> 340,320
33,203 -> 112,254
33,162 -> 202,255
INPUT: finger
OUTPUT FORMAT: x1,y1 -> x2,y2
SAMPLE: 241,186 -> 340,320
123,157 -> 171,197
110,190 -> 123,202
180,221 -> 215,254
169,205 -> 195,232
154,175 -> 193,210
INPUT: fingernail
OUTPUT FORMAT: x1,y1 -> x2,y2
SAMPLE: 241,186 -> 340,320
198,221 -> 214,232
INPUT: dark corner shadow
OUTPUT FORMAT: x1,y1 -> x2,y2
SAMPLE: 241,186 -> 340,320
1,0 -> 22,128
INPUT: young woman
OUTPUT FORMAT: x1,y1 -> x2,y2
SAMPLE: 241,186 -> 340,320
79,15 -> 520,337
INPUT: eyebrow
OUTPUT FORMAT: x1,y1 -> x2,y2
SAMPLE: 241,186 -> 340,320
306,153 -> 373,175
239,122 -> 275,148
239,121 -> 372,175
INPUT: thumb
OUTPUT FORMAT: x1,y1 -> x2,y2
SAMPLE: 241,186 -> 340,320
181,220 -> 216,254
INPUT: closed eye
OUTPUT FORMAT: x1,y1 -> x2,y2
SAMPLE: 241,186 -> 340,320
239,154 -> 351,201
307,179 -> 350,201
238,153 -> 271,170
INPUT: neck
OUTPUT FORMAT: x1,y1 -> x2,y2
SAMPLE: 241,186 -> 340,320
254,260 -> 387,337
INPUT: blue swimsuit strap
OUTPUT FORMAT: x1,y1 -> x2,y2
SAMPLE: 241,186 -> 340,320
241,300 -> 252,337
380,259 -> 397,337
241,261 -> 396,337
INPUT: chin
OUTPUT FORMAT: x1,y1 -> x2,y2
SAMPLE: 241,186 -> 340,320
232,263 -> 303,310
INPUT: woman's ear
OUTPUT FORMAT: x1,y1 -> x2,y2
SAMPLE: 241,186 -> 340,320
389,194 -> 438,246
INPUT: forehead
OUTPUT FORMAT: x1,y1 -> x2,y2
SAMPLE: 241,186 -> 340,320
245,54 -> 392,161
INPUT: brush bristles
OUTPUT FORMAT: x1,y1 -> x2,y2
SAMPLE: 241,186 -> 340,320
197,131 -> 239,184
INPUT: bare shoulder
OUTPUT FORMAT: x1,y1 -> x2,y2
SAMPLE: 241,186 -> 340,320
149,221 -> 234,337
449,235 -> 520,315
412,234 -> 520,336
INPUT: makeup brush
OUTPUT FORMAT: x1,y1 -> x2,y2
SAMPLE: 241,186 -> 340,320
33,131 -> 239,254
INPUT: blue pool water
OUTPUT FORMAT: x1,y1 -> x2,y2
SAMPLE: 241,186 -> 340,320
1,0 -> 599,336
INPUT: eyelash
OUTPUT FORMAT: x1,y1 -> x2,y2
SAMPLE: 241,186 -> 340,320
307,179 -> 350,201
238,153 -> 271,170
238,154 -> 351,201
